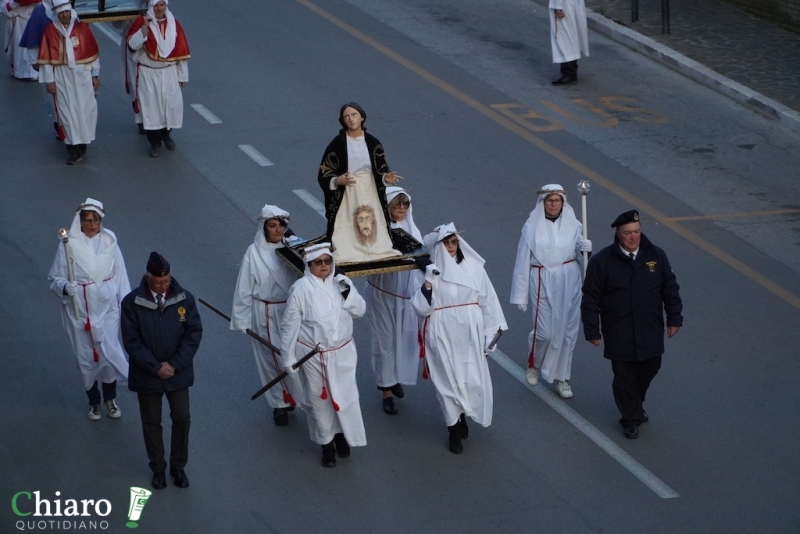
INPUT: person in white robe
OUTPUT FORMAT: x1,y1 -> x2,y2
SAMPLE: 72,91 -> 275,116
126,0 -> 190,158
2,0 -> 39,79
230,205 -> 304,427
364,187 -> 422,415
510,185 -> 591,399
280,243 -> 367,467
412,223 -> 508,454
37,0 -> 99,164
48,198 -> 131,421
549,0 -> 588,85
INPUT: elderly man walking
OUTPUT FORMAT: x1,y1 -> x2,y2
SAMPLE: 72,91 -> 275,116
122,252 -> 203,490
581,210 -> 682,439
126,0 -> 190,157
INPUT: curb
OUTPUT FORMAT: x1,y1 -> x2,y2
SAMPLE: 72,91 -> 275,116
530,0 -> 800,134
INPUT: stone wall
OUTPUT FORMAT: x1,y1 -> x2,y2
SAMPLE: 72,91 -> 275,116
722,0 -> 800,32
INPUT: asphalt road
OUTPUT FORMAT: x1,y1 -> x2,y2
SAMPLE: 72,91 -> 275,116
2,0 -> 799,532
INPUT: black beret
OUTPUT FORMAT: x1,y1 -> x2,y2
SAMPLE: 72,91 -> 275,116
611,210 -> 640,228
146,251 -> 171,277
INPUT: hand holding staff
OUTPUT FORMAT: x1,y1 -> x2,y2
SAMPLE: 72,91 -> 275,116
59,228 -> 80,317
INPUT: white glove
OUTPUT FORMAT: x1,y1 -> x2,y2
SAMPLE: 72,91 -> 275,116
517,303 -> 527,312
580,239 -> 592,253
283,364 -> 298,375
484,335 -> 497,353
425,264 -> 439,285
334,272 -> 349,286
240,329 -> 249,335
64,281 -> 77,296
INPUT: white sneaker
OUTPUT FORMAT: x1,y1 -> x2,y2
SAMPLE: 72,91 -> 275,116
88,405 -> 101,421
526,367 -> 539,386
104,399 -> 122,419
556,381 -> 573,399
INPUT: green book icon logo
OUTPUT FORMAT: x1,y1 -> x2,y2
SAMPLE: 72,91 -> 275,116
126,487 -> 153,528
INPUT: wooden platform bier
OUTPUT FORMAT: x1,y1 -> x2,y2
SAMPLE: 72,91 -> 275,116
277,228 -> 430,277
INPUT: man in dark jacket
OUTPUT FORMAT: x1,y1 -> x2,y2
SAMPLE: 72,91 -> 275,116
121,252 -> 202,489
581,210 -> 682,439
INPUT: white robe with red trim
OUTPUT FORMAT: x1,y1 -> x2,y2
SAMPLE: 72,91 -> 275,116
48,228 -> 130,389
280,272 -> 366,446
231,239 -> 303,410
412,258 -> 506,428
2,1 -> 38,79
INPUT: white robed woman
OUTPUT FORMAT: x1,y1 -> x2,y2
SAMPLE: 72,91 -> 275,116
280,243 -> 367,467
318,102 -> 403,264
412,223 -> 507,454
48,198 -> 131,420
364,187 -> 423,415
510,184 -> 591,398
230,205 -> 304,427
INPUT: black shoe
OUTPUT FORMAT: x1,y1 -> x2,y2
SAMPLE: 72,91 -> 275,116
321,442 -> 336,467
66,147 -> 82,165
333,432 -> 350,458
78,144 -> 87,156
163,136 -> 176,150
552,75 -> 578,86
390,383 -> 405,398
273,408 -> 289,426
459,413 -> 469,440
448,424 -> 463,454
642,410 -> 649,423
382,397 -> 397,415
137,123 -> 145,135
623,425 -> 639,439
169,469 -> 189,488
149,143 -> 161,157
151,472 -> 167,490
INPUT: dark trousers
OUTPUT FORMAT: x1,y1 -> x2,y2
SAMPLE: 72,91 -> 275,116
137,388 -> 191,474
146,128 -> 172,146
611,357 -> 661,427
560,60 -> 578,77
86,380 -> 116,406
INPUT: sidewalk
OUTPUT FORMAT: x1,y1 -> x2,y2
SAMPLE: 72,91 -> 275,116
561,0 -> 800,131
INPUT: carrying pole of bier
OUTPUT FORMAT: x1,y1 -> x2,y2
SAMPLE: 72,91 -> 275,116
577,180 -> 590,279
59,228 -> 81,317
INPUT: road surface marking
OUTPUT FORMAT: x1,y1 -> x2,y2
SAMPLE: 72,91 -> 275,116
296,0 -> 800,312
293,189 -> 326,218
190,104 -> 222,124
490,349 -> 680,499
95,23 -> 121,46
664,209 -> 800,222
238,145 -> 273,167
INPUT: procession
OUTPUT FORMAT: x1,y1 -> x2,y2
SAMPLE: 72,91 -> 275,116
1,0 -> 685,488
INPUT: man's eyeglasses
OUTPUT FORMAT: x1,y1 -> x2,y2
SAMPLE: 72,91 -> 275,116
311,258 -> 333,266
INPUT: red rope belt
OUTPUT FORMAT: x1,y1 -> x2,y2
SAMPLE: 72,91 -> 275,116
298,338 -> 353,411
527,258 -> 575,369
418,302 -> 479,379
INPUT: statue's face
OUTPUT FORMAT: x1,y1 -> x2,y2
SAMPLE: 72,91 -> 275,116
342,107 -> 364,132
357,210 -> 374,237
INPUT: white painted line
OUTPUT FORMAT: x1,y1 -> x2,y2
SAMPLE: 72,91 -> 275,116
489,349 -> 680,499
95,23 -> 121,47
190,104 -> 222,124
293,189 -> 326,218
238,145 -> 273,167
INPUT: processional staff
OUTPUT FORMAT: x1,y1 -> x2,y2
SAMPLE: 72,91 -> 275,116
577,180 -> 590,278
59,228 -> 80,317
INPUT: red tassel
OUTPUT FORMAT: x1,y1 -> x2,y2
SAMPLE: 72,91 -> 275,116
284,391 -> 296,407
320,386 -> 328,400
418,329 -> 425,359
93,347 -> 99,362
84,318 -> 91,332
421,362 -> 429,380
331,399 -> 340,412
527,352 -> 535,369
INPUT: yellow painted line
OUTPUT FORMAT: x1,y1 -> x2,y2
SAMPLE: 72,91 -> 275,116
664,209 -> 800,222
295,0 -> 800,311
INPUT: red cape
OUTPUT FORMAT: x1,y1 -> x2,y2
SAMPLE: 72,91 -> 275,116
37,20 -> 99,66
127,15 -> 191,62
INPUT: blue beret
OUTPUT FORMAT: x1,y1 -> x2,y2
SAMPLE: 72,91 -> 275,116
611,210 -> 640,228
